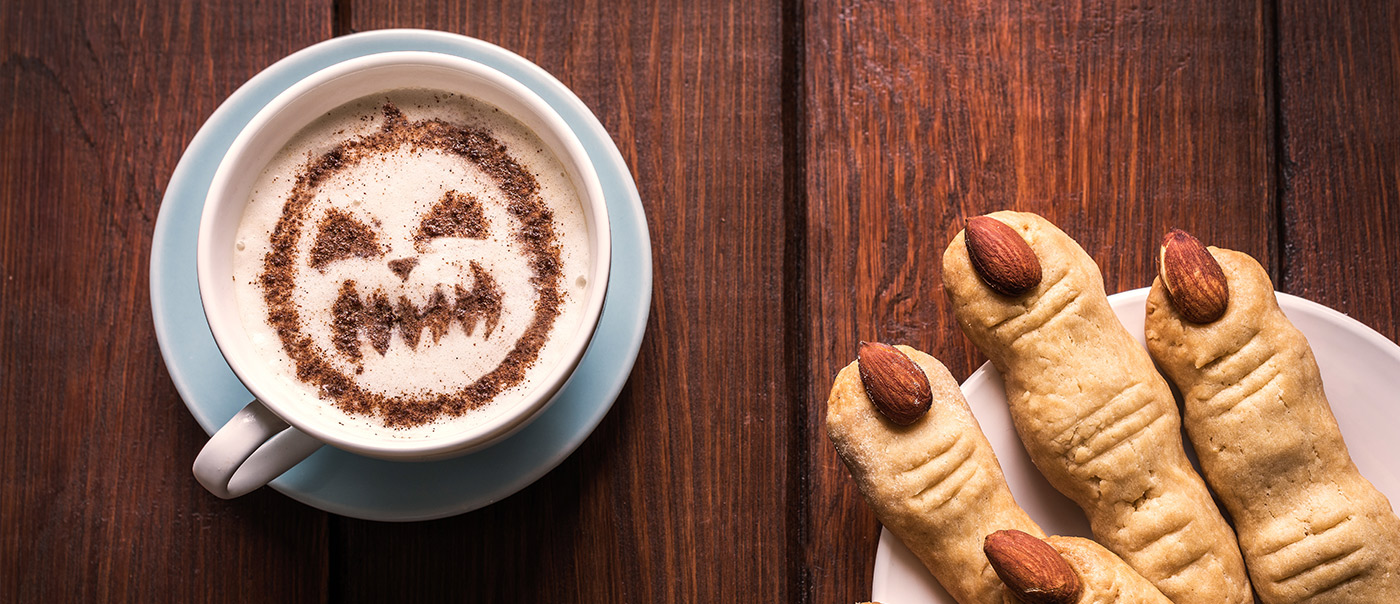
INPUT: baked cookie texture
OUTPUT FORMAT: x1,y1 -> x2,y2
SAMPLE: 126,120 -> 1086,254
1145,246 -> 1400,603
827,346 -> 1174,604
940,211 -> 1252,604
1046,536 -> 1174,604
827,346 -> 1042,604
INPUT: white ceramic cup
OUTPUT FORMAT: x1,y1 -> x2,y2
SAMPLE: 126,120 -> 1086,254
193,51 -> 610,499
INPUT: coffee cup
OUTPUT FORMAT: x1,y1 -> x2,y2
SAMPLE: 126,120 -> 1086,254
193,51 -> 610,499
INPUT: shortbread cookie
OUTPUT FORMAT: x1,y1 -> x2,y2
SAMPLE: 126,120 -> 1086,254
1145,235 -> 1400,603
941,211 -> 1252,604
985,530 -> 1174,604
827,345 -> 1043,604
1045,536 -> 1175,603
828,345 -> 1173,604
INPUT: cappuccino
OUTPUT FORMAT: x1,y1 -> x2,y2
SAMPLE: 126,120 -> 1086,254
231,89 -> 591,437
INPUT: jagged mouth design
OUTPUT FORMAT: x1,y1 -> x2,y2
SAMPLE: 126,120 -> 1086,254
329,261 -> 503,364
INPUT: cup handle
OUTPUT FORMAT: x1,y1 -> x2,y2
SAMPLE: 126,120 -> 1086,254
192,400 -> 324,499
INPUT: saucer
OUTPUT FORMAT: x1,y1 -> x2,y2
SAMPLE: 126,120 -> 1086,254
150,30 -> 652,521
871,288 -> 1400,602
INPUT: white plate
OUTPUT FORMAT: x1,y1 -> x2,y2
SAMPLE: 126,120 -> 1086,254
872,287 -> 1400,602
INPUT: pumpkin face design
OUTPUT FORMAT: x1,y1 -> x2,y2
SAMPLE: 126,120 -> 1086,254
306,189 -> 505,364
255,104 -> 566,428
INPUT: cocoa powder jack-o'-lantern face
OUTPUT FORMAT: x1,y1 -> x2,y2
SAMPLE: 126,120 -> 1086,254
258,104 -> 566,429
308,190 -> 505,364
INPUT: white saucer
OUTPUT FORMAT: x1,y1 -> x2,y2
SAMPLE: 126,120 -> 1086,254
872,288 -> 1400,602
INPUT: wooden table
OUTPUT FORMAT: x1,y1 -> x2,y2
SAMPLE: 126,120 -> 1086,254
3,1 -> 1398,601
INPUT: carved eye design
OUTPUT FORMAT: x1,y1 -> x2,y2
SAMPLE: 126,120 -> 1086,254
309,208 -> 383,271
306,190 -> 492,272
414,190 -> 490,247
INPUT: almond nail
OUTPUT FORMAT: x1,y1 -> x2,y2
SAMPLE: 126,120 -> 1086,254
1159,229 -> 1229,323
965,216 -> 1042,296
857,342 -> 933,425
984,530 -> 1082,604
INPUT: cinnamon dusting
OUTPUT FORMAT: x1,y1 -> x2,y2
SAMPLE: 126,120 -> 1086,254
258,102 -> 567,428
387,258 -> 418,281
308,208 -> 382,270
415,190 -> 490,245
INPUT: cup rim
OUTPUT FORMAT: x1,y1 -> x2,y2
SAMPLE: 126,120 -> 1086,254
196,50 -> 611,460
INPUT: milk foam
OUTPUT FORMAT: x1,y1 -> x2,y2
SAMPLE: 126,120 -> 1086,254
232,89 -> 591,439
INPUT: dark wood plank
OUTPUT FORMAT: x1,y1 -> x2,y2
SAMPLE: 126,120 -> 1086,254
336,4 -> 793,603
1277,1 -> 1400,340
0,1 -> 332,601
802,1 -> 1274,601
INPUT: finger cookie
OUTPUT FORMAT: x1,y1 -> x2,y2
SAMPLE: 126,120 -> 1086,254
940,211 -> 1252,604
827,344 -> 1173,604
1145,231 -> 1400,603
984,530 -> 1173,604
827,344 -> 1044,604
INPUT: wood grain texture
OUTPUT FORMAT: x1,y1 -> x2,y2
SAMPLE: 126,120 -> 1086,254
335,4 -> 793,603
0,1 -> 332,601
802,1 -> 1273,601
6,0 -> 1400,602
1277,1 -> 1400,340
